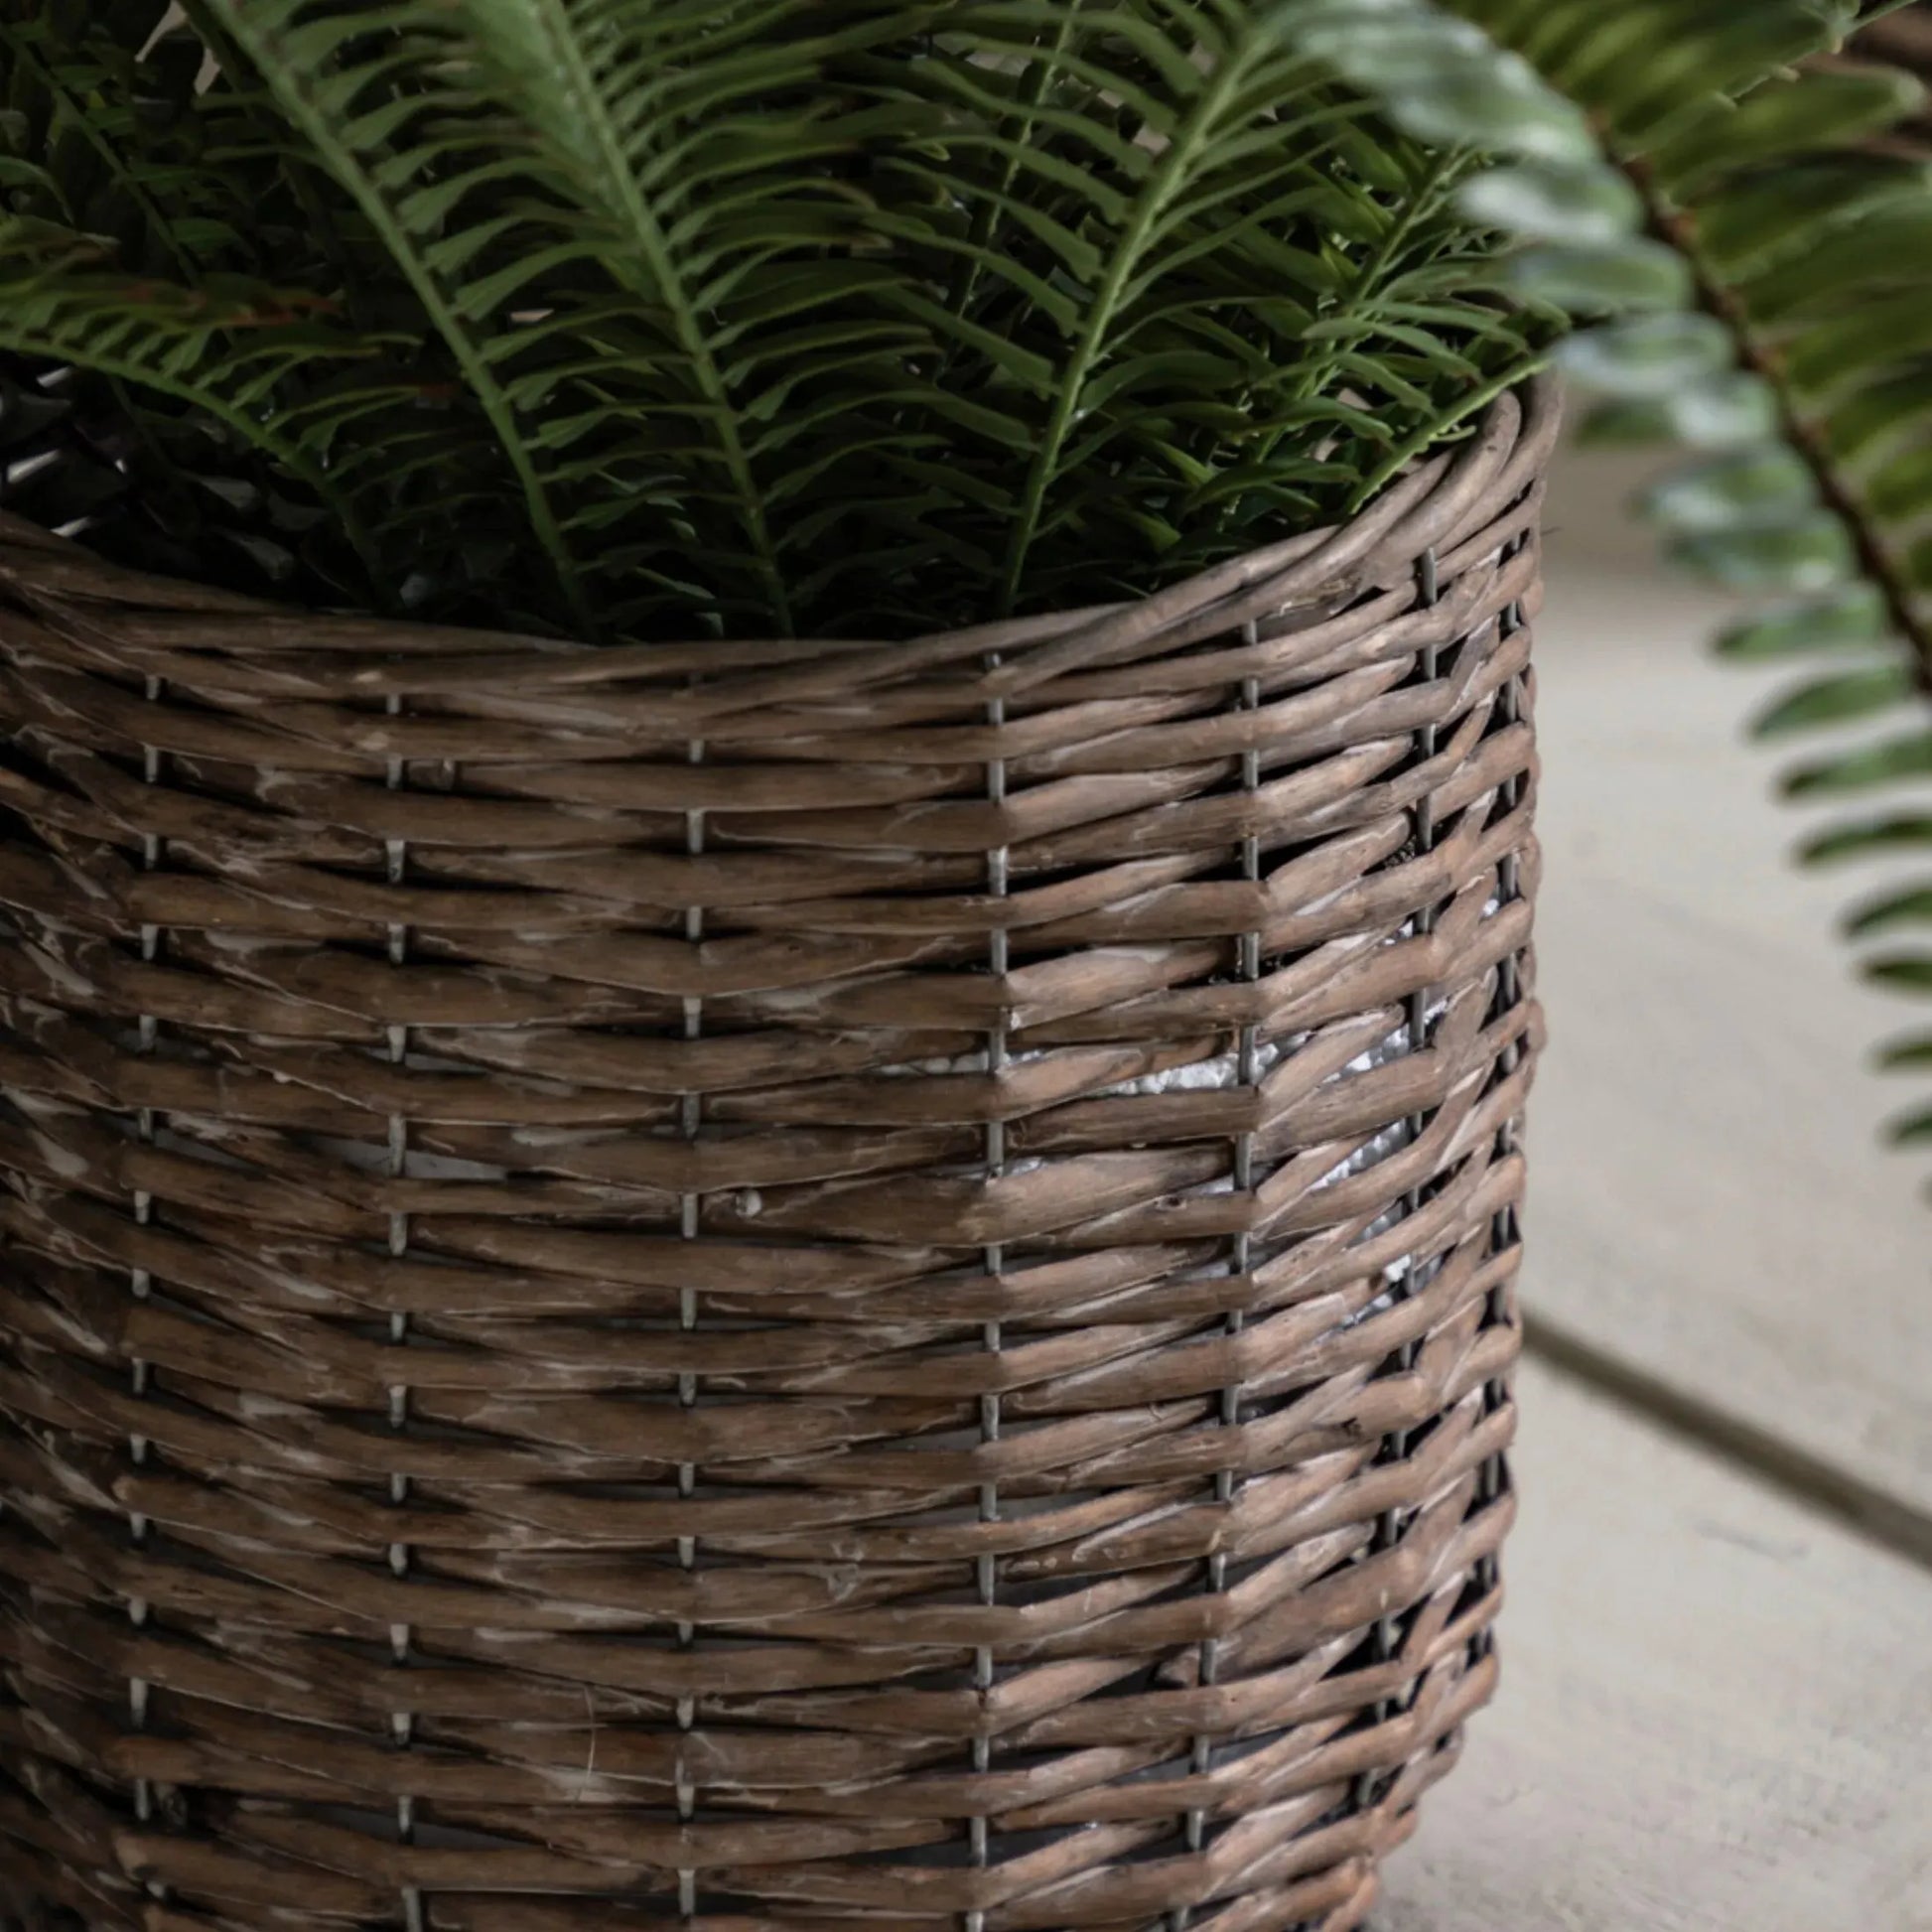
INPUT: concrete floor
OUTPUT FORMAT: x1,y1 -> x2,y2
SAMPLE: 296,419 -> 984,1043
1525,445 -> 1929,1504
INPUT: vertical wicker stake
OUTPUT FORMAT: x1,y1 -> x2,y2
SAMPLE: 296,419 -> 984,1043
967,661 -> 1009,1932
1367,542 -> 1446,1813
0,379 -> 1555,1932
1473,533 -> 1533,1661
1171,622 -> 1264,1932
128,674 -> 165,1897
678,729 -> 707,1923
383,700 -> 424,1932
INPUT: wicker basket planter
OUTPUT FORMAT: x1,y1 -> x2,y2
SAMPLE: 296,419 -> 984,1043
0,378 -> 1557,1932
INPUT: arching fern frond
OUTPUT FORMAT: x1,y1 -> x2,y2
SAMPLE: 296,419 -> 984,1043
860,1 -> 1560,620
153,0 -> 1573,635
1297,0 -> 1932,1167
0,215 -> 400,586
196,0 -> 609,633
0,4 -> 530,610
446,0 -> 798,633
442,0 -> 968,638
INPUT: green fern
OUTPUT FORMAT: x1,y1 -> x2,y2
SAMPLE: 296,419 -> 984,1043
0,5 -> 194,273
0,0 -> 520,606
2,1 -> 1566,635
1297,0 -> 1932,1163
0,216 -> 397,574
196,0 -> 615,634
864,3 -> 1552,619
194,0 -> 981,637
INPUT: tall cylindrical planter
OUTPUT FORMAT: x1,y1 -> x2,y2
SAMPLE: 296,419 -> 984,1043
0,380 -> 1557,1932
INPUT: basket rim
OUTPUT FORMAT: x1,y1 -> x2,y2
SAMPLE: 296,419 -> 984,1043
0,375 -> 1561,697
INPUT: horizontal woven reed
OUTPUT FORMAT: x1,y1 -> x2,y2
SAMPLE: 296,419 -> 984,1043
0,378 -> 1559,1932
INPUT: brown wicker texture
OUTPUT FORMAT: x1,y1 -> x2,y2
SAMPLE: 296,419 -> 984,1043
0,378 -> 1559,1932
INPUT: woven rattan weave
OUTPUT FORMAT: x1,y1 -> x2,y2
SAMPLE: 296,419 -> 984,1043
0,379 -> 1558,1932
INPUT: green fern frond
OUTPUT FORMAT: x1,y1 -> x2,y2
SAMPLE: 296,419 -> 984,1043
3,2 -> 1574,636
198,0 -> 610,634
194,0 -> 987,637
442,0 -> 955,635
0,215 -> 401,580
842,2 -> 1557,621
446,0 -> 796,633
979,2 -> 1335,614
1298,0 -> 1932,1166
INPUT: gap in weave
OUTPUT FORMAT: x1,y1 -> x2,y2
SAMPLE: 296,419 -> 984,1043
0,728 -> 67,796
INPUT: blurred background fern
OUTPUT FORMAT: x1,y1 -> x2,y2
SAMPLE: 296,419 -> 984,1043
0,0 -> 1927,1162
